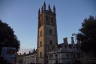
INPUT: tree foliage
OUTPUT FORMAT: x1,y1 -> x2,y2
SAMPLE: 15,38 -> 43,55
0,20 -> 20,53
77,16 -> 96,56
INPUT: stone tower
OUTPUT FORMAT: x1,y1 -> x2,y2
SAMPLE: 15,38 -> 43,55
37,2 -> 58,64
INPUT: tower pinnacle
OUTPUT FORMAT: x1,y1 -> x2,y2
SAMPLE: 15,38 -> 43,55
43,2 -> 46,10
48,4 -> 51,11
38,8 -> 40,15
53,5 -> 56,13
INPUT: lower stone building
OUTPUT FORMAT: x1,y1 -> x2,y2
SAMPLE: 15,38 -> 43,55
16,37 -> 80,64
16,50 -> 37,64
47,37 -> 80,64
16,37 -> 96,64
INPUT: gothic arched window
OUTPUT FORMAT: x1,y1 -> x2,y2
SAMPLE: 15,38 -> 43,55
51,17 -> 54,25
49,29 -> 52,35
40,52 -> 42,57
40,41 -> 42,47
50,40 -> 52,45
40,31 -> 42,37
46,15 -> 50,25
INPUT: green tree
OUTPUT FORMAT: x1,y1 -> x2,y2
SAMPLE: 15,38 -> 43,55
0,20 -> 20,54
77,16 -> 96,57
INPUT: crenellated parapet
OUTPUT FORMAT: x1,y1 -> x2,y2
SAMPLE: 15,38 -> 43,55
38,2 -> 56,15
